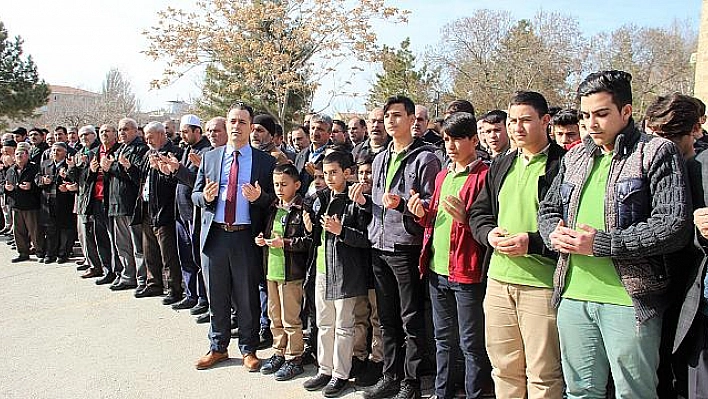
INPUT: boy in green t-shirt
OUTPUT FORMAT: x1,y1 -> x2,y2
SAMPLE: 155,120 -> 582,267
255,163 -> 312,381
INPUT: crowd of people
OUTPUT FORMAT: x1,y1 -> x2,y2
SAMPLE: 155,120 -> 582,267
5,69 -> 708,399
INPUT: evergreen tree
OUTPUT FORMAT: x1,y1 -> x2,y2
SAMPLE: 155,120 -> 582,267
0,20 -> 50,125
367,38 -> 435,108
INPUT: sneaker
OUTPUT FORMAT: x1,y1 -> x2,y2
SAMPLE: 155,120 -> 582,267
393,381 -> 421,399
356,360 -> 383,387
363,376 -> 401,399
350,356 -> 366,379
274,357 -> 304,381
260,354 -> 285,375
322,377 -> 348,398
303,373 -> 331,391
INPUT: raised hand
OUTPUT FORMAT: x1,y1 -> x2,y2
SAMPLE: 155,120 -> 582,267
118,153 -> 131,170
406,189 -> 425,218
441,195 -> 467,224
202,178 -> 219,203
188,152 -> 202,168
348,183 -> 366,206
265,233 -> 284,248
242,181 -> 262,202
382,192 -> 401,210
320,214 -> 343,236
100,154 -> 114,172
255,232 -> 267,246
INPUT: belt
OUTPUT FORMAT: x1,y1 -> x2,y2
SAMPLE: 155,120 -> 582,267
213,222 -> 251,232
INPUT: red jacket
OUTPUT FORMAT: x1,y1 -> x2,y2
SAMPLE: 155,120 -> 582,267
419,160 -> 488,284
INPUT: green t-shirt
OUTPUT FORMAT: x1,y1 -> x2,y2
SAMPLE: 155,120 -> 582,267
267,207 -> 288,282
488,154 -> 556,288
386,150 -> 406,191
316,228 -> 326,274
429,169 -> 469,276
563,152 -> 632,306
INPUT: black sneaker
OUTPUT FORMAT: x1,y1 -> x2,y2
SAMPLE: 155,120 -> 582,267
258,328 -> 273,350
322,377 -> 348,398
363,376 -> 401,399
393,381 -> 421,399
195,313 -> 210,324
260,354 -> 285,375
274,357 -> 304,381
303,373 -> 331,391
356,360 -> 383,387
350,356 -> 366,379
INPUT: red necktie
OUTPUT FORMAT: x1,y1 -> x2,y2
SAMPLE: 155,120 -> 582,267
224,150 -> 239,225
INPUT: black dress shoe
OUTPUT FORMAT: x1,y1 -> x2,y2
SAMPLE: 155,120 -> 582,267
110,282 -> 138,291
190,302 -> 209,315
43,256 -> 57,264
11,255 -> 30,263
162,294 -> 182,305
76,264 -> 90,271
35,252 -> 44,258
57,257 -> 69,264
95,273 -> 117,285
195,313 -> 210,324
172,297 -> 197,310
258,328 -> 274,350
134,285 -> 163,298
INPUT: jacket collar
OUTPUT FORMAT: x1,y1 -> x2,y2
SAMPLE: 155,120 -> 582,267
582,118 -> 640,158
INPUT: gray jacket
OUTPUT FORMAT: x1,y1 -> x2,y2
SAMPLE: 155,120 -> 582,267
362,138 -> 441,252
538,121 -> 692,324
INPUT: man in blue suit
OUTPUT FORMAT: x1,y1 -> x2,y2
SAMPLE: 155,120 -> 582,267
192,102 -> 276,372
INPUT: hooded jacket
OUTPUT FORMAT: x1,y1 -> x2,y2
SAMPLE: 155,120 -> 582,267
362,137 -> 441,252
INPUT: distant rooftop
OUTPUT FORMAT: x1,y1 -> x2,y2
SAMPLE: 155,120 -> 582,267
49,85 -> 100,97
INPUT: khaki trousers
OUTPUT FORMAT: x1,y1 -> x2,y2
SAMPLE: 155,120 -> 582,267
483,278 -> 564,399
267,279 -> 304,359
315,274 -> 357,380
353,288 -> 384,363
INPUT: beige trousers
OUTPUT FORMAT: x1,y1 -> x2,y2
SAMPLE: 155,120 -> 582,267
483,278 -> 564,399
353,288 -> 384,363
267,279 -> 304,359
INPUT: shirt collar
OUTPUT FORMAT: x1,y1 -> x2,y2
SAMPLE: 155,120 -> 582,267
517,142 -> 551,165
447,158 -> 481,174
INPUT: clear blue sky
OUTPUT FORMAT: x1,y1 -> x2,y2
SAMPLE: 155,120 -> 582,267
0,0 -> 701,115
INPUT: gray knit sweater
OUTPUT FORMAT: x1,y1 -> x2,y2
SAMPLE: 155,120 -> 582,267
538,121 -> 692,324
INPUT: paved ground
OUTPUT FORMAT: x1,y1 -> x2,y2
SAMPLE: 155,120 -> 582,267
0,240 -> 381,399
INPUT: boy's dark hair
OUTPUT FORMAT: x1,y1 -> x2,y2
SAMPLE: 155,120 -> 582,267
693,96 -> 706,116
228,101 -> 255,121
645,93 -> 700,138
273,163 -> 300,181
274,123 -> 283,138
548,106 -> 563,118
551,109 -> 580,127
441,112 -> 477,139
509,91 -> 549,117
355,152 -> 374,166
383,95 -> 415,115
323,151 -> 354,171
577,70 -> 633,110
446,99 -> 476,117
480,110 -> 507,125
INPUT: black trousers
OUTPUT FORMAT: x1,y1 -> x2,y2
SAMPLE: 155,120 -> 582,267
142,215 -> 182,295
372,248 -> 426,383
201,227 -> 262,355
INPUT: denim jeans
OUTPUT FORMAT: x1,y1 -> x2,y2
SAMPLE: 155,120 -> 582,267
429,272 -> 490,398
557,298 -> 662,399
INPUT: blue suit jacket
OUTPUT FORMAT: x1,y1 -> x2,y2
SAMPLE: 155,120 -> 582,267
192,145 -> 276,250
